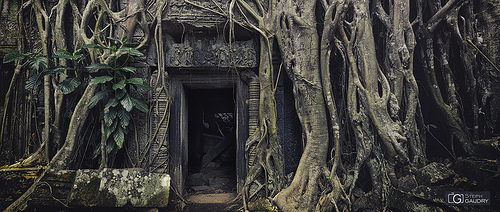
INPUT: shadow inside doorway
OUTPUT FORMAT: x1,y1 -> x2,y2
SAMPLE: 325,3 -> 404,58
186,88 -> 237,194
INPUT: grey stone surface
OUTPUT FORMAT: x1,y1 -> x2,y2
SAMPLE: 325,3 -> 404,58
68,168 -> 170,208
411,185 -> 458,204
352,192 -> 383,211
388,188 -> 445,212
415,162 -> 455,185
398,175 -> 419,192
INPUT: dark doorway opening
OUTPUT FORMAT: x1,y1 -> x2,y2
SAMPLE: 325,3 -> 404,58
186,88 -> 237,193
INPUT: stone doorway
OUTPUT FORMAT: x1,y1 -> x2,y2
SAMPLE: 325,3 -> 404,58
167,69 -> 250,195
186,88 -> 237,193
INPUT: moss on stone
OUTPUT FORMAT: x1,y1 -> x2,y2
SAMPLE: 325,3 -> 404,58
67,169 -> 169,208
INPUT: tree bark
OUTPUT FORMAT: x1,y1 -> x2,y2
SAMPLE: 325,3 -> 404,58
274,0 -> 333,211
52,0 -> 70,153
33,0 -> 53,162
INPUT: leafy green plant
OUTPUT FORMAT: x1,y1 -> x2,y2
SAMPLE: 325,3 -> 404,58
84,37 -> 152,158
4,52 -> 47,89
3,36 -> 152,162
3,47 -> 88,93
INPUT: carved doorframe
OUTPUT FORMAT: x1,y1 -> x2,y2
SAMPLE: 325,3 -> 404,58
168,69 -> 250,194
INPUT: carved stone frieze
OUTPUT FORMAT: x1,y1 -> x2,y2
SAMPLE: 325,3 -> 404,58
165,36 -> 258,68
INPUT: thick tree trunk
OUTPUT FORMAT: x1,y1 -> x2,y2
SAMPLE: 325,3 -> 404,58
51,84 -> 98,169
244,35 -> 285,198
416,0 -> 474,155
53,0 -> 70,153
274,0 -> 333,211
33,0 -> 52,162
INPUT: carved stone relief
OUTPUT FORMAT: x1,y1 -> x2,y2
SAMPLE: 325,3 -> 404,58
165,35 -> 257,68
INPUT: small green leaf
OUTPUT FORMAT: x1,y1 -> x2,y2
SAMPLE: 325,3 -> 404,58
104,98 -> 119,113
67,54 -> 84,60
120,94 -> 134,112
74,48 -> 86,55
54,49 -> 76,59
93,145 -> 101,159
124,41 -> 139,45
131,96 -> 149,113
50,66 -> 68,75
82,44 -> 109,49
107,37 -> 122,44
126,78 -> 143,85
104,122 -> 117,140
112,79 -> 126,90
3,52 -> 27,63
118,47 -> 144,57
58,77 -> 81,94
109,119 -> 118,134
113,127 -> 125,149
115,88 -> 126,100
88,90 -> 109,109
56,49 -> 72,56
25,73 -> 42,90
89,76 -> 113,85
104,108 -> 118,127
117,109 -> 131,128
29,56 -> 47,71
118,66 -> 136,73
107,139 -> 116,154
85,63 -> 111,71
137,81 -> 153,90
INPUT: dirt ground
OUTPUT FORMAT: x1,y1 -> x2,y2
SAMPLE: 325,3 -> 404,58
180,164 -> 241,212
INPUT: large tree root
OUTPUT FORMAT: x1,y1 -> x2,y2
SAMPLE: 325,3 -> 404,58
274,162 -> 346,212
274,164 -> 324,211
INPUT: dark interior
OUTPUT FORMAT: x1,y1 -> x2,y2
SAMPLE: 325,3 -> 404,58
187,88 -> 237,192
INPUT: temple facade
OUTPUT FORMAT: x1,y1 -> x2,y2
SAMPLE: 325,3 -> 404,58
126,0 -> 304,194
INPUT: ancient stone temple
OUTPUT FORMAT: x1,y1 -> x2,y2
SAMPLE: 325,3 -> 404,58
1,1 -> 304,208
126,0 -> 304,195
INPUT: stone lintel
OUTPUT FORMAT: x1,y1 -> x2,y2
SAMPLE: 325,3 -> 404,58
165,37 -> 257,68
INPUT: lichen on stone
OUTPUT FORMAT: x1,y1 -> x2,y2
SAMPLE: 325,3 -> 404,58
67,169 -> 170,208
